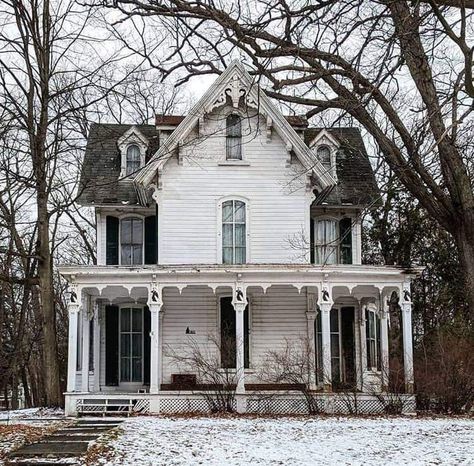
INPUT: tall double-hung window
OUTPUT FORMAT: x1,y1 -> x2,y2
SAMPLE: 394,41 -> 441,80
126,144 -> 141,176
313,218 -> 352,265
365,308 -> 381,371
222,200 -> 246,264
120,217 -> 143,265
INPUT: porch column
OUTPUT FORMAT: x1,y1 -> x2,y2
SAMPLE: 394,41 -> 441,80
305,309 -> 317,390
318,284 -> 333,391
380,295 -> 390,390
67,286 -> 80,392
81,296 -> 91,392
93,300 -> 101,392
401,283 -> 414,393
232,286 -> 247,394
148,284 -> 163,394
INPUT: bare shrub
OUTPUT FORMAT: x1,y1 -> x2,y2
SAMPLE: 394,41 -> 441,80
165,334 -> 241,413
259,337 -> 322,414
415,328 -> 474,414
372,360 -> 410,415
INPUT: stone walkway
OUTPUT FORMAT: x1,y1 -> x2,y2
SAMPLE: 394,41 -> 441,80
6,419 -> 122,465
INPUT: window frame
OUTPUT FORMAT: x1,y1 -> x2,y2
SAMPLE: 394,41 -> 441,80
317,145 -> 331,169
118,305 -> 145,386
125,144 -> 141,177
313,216 -> 354,265
365,307 -> 381,372
314,217 -> 340,265
119,216 -> 145,266
225,113 -> 243,160
217,196 -> 250,264
117,128 -> 148,180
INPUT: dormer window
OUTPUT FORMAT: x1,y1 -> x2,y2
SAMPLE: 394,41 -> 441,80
317,145 -> 331,170
117,126 -> 148,180
126,144 -> 141,176
226,114 -> 242,160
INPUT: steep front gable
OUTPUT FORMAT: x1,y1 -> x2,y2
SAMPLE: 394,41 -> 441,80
133,61 -> 337,204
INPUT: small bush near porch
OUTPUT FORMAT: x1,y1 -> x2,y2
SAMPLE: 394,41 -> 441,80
91,416 -> 473,466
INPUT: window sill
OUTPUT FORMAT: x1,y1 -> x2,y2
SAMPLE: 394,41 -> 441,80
218,161 -> 250,167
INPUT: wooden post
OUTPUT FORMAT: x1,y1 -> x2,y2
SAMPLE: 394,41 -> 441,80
305,310 -> 317,390
67,286 -> 80,393
401,300 -> 414,393
81,296 -> 90,393
318,282 -> 333,391
93,300 -> 101,392
380,295 -> 390,391
148,282 -> 162,394
232,285 -> 247,395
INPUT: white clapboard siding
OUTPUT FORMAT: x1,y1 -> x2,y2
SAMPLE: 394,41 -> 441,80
161,286 -> 219,383
158,107 -> 309,265
246,285 -> 308,382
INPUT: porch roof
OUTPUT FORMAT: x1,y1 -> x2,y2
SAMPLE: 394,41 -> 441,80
58,264 -> 422,290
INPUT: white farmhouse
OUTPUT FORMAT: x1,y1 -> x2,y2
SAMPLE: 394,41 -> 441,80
60,61 -> 419,416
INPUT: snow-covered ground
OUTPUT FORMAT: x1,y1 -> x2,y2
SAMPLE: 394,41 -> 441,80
0,407 -> 64,422
98,416 -> 474,466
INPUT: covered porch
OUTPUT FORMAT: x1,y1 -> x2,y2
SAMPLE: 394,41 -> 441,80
60,264 -> 418,415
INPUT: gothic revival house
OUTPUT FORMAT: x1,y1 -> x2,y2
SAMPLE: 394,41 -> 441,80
60,61 -> 419,415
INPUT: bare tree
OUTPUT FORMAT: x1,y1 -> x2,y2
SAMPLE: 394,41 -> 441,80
0,0 -> 145,406
99,0 -> 474,315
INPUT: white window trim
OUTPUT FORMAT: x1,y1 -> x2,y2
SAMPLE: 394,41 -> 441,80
118,304 -> 145,387
118,127 -> 148,180
216,293 -> 253,370
216,195 -> 250,264
118,215 -> 145,266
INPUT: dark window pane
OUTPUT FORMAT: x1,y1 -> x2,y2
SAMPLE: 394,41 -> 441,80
330,309 -> 339,332
121,357 -> 130,382
132,334 -> 142,358
331,334 -> 340,358
132,309 -> 142,332
120,334 -> 130,358
132,358 -> 142,382
121,308 -> 130,332
121,219 -> 132,243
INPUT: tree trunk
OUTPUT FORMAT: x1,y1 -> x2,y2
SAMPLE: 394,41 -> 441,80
454,219 -> 474,317
37,191 -> 62,407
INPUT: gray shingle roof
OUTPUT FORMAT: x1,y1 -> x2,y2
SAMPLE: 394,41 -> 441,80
77,123 -> 159,205
78,124 -> 379,208
306,127 -> 380,208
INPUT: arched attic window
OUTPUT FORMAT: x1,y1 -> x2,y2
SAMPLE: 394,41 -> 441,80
126,144 -> 141,176
317,145 -> 331,171
226,114 -> 242,160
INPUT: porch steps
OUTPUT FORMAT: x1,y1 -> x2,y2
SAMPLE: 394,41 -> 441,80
6,419 -> 123,465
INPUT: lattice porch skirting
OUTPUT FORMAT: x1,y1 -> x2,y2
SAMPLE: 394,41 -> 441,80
66,392 -> 415,416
